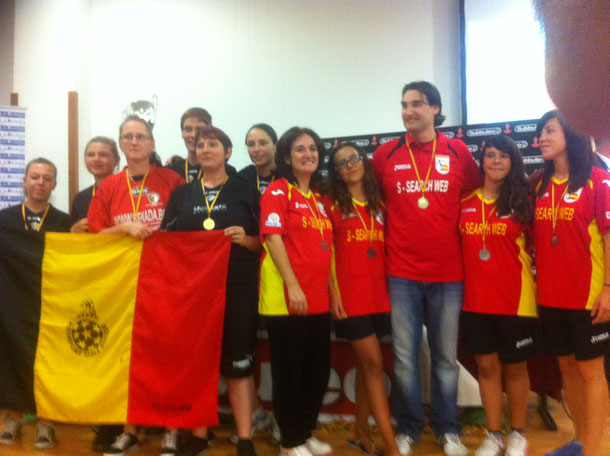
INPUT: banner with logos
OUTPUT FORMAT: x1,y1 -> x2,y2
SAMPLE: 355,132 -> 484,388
322,119 -> 542,174
0,106 -> 26,210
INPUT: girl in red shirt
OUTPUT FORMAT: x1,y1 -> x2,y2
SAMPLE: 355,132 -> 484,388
327,143 -> 399,456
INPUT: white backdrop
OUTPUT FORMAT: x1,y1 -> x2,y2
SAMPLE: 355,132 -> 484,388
8,0 -> 461,212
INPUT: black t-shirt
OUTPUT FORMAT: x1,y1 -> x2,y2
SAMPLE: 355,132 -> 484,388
169,158 -> 239,183
238,165 -> 276,196
0,203 -> 73,232
161,174 -> 260,283
71,185 -> 95,220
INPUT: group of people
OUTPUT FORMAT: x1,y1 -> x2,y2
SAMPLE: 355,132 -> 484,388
0,79 -> 608,456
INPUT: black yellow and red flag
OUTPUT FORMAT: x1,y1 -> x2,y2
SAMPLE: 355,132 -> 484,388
0,229 -> 230,427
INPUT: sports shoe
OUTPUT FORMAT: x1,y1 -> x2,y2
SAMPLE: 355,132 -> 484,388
161,429 -> 179,455
237,438 -> 257,456
92,425 -> 124,452
505,430 -> 527,456
396,434 -> 415,456
438,433 -> 469,456
34,421 -> 56,449
0,416 -> 21,445
279,444 -> 314,456
475,432 -> 504,456
303,436 -> 331,455
347,438 -> 382,455
177,435 -> 209,456
103,432 -> 139,455
230,406 -> 273,445
270,416 -> 281,446
545,439 -> 584,456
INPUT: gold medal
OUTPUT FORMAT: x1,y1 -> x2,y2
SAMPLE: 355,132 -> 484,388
550,180 -> 568,249
417,196 -> 429,209
203,217 -> 215,230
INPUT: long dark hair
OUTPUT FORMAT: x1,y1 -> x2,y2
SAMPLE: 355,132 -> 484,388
328,143 -> 382,217
536,110 -> 594,198
481,135 -> 533,224
274,126 -> 325,191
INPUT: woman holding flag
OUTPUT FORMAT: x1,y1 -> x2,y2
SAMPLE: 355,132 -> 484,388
88,115 -> 183,455
0,157 -> 72,450
162,125 -> 261,456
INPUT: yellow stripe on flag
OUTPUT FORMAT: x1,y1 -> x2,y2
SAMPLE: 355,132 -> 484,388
34,233 -> 143,423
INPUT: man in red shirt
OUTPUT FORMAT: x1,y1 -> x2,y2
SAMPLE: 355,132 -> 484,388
373,81 -> 480,456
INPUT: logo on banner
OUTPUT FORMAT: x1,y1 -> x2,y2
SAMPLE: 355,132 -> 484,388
352,139 -> 370,147
564,188 -> 583,203
467,127 -> 501,137
443,131 -> 455,139
324,141 -> 332,150
514,124 -> 537,133
380,136 -> 400,144
435,155 -> 450,174
467,144 -> 479,153
515,140 -> 528,149
504,123 -> 511,134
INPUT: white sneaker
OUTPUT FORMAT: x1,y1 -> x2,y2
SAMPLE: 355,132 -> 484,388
505,431 -> 527,456
160,429 -> 178,455
279,444 -> 314,456
396,434 -> 415,456
475,432 -> 504,456
0,416 -> 21,445
305,436 -> 332,455
34,421 -> 56,450
438,433 -> 469,456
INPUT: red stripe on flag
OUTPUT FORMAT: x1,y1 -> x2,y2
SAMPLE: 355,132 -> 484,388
127,231 -> 231,427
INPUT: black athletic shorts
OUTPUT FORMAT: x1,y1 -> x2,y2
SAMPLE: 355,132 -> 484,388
334,312 -> 391,341
220,278 -> 259,378
538,305 -> 610,361
461,311 -> 539,363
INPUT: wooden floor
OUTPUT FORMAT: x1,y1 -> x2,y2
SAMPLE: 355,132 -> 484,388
1,395 -> 608,455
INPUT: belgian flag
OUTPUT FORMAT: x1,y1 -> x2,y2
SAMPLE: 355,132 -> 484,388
0,229 -> 230,427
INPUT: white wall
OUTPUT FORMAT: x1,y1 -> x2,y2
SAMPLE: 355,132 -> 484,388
10,0 -> 461,212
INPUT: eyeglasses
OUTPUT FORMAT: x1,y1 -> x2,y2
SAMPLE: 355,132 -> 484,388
335,154 -> 363,169
120,133 -> 151,142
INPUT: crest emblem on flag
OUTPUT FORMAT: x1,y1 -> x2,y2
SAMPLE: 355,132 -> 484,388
66,300 -> 109,357
435,155 -> 450,175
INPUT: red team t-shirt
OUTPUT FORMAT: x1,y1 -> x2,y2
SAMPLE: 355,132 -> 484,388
259,178 -> 333,316
459,189 -> 536,316
88,167 -> 184,233
372,131 -> 482,282
534,167 -> 610,310
328,199 -> 390,317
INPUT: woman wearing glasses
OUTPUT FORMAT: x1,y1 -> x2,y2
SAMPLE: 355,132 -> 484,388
327,143 -> 399,456
459,135 -> 536,456
87,115 -> 184,456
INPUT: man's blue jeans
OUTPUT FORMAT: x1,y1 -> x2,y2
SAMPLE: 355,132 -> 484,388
388,276 -> 463,441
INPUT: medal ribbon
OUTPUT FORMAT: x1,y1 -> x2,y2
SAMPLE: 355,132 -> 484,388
125,170 -> 150,222
551,180 -> 569,235
299,188 -> 325,241
406,137 -> 437,202
201,175 -> 228,217
352,198 -> 374,245
480,196 -> 497,250
92,185 -> 97,198
185,160 -> 202,181
257,173 -> 274,192
22,203 -> 50,231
